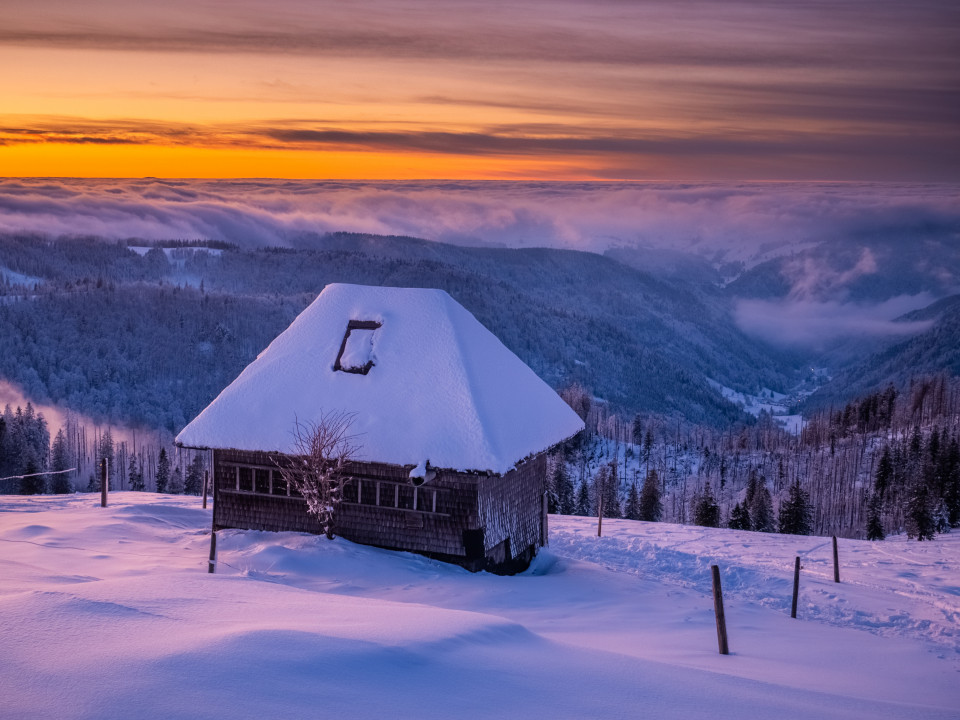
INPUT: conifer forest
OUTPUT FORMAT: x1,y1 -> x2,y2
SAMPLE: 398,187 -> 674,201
549,375 -> 960,542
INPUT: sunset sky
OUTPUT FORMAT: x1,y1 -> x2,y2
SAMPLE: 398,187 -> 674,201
2,0 -> 958,180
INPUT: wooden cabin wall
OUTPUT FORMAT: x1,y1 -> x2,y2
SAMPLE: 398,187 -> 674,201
477,453 -> 547,561
213,449 -> 482,559
339,471 -> 479,557
213,449 -> 317,534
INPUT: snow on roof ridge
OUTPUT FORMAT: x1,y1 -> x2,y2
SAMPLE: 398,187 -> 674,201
176,283 -> 585,474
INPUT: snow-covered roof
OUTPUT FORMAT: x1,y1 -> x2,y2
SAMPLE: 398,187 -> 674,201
176,284 -> 584,474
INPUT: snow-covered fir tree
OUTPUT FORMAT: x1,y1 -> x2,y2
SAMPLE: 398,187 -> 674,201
624,481 -> 641,520
184,455 -> 204,495
603,461 -> 621,518
932,498 -> 950,534
747,472 -> 774,532
639,468 -> 662,522
905,480 -> 935,541
779,479 -> 813,535
168,466 -> 184,495
728,502 -> 750,530
866,493 -> 885,540
129,454 -> 144,492
692,481 -> 720,528
155,448 -> 170,493
49,429 -> 72,494
20,455 -> 43,494
574,479 -> 590,516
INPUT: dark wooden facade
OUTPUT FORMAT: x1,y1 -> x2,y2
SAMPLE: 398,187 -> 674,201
211,448 -> 548,573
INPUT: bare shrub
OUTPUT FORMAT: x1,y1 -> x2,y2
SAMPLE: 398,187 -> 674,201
275,411 -> 359,539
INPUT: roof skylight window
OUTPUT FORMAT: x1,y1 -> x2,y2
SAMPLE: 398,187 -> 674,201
334,320 -> 381,374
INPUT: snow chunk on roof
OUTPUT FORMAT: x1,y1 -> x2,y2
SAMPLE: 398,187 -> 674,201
176,284 -> 584,474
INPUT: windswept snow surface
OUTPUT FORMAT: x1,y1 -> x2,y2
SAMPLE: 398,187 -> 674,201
1,494 -> 958,720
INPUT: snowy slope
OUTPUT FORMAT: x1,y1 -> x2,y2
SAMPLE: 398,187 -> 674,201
176,284 -> 584,474
0,494 -> 957,720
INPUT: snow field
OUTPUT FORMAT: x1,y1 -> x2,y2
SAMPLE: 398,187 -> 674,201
0,493 -> 957,720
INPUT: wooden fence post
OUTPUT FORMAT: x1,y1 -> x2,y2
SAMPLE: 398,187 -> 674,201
791,556 -> 801,618
832,536 -> 840,583
100,458 -> 108,508
597,492 -> 603,537
202,470 -> 209,510
711,565 -> 729,655
208,531 -> 217,574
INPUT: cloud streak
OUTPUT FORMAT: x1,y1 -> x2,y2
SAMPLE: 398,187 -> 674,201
3,1 -> 957,73
3,118 -> 957,182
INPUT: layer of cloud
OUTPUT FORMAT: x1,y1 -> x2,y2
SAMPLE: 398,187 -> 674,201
734,295 -> 937,348
783,248 -> 879,302
1,179 -> 958,264
0,379 -> 157,445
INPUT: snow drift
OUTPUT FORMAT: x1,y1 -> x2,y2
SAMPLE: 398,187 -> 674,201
1,494 -> 958,719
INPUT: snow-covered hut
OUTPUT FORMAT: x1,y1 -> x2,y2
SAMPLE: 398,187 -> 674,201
176,283 -> 584,572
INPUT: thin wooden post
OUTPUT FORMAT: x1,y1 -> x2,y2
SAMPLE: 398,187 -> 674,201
711,565 -> 729,655
202,470 -> 209,509
597,492 -> 603,537
791,556 -> 801,618
832,536 -> 840,583
100,458 -> 108,508
208,531 -> 217,574
541,491 -> 549,547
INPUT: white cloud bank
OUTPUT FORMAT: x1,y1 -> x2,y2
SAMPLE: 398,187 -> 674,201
734,294 -> 936,348
1,179 -> 957,263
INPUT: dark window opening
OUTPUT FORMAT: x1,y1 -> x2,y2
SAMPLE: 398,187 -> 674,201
359,479 -> 378,506
341,478 -> 358,503
334,320 -> 382,375
238,467 -> 253,492
397,485 -> 415,510
255,469 -> 270,494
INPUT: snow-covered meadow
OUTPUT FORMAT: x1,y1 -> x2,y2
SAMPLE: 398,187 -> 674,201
1,493 -> 957,719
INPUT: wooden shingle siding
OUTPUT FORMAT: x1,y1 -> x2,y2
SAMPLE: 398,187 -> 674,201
212,448 -> 548,572
478,454 -> 547,560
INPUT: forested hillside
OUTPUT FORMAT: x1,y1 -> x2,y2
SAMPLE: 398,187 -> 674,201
805,300 -> 960,411
0,233 -> 799,428
556,375 -> 960,541
0,284 -> 299,431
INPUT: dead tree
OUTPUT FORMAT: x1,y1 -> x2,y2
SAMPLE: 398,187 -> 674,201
275,412 -> 359,540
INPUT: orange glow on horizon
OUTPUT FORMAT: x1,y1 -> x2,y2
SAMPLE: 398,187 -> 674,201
0,143 -> 611,181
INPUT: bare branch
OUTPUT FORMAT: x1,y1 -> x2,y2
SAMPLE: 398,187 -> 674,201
274,411 -> 359,539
